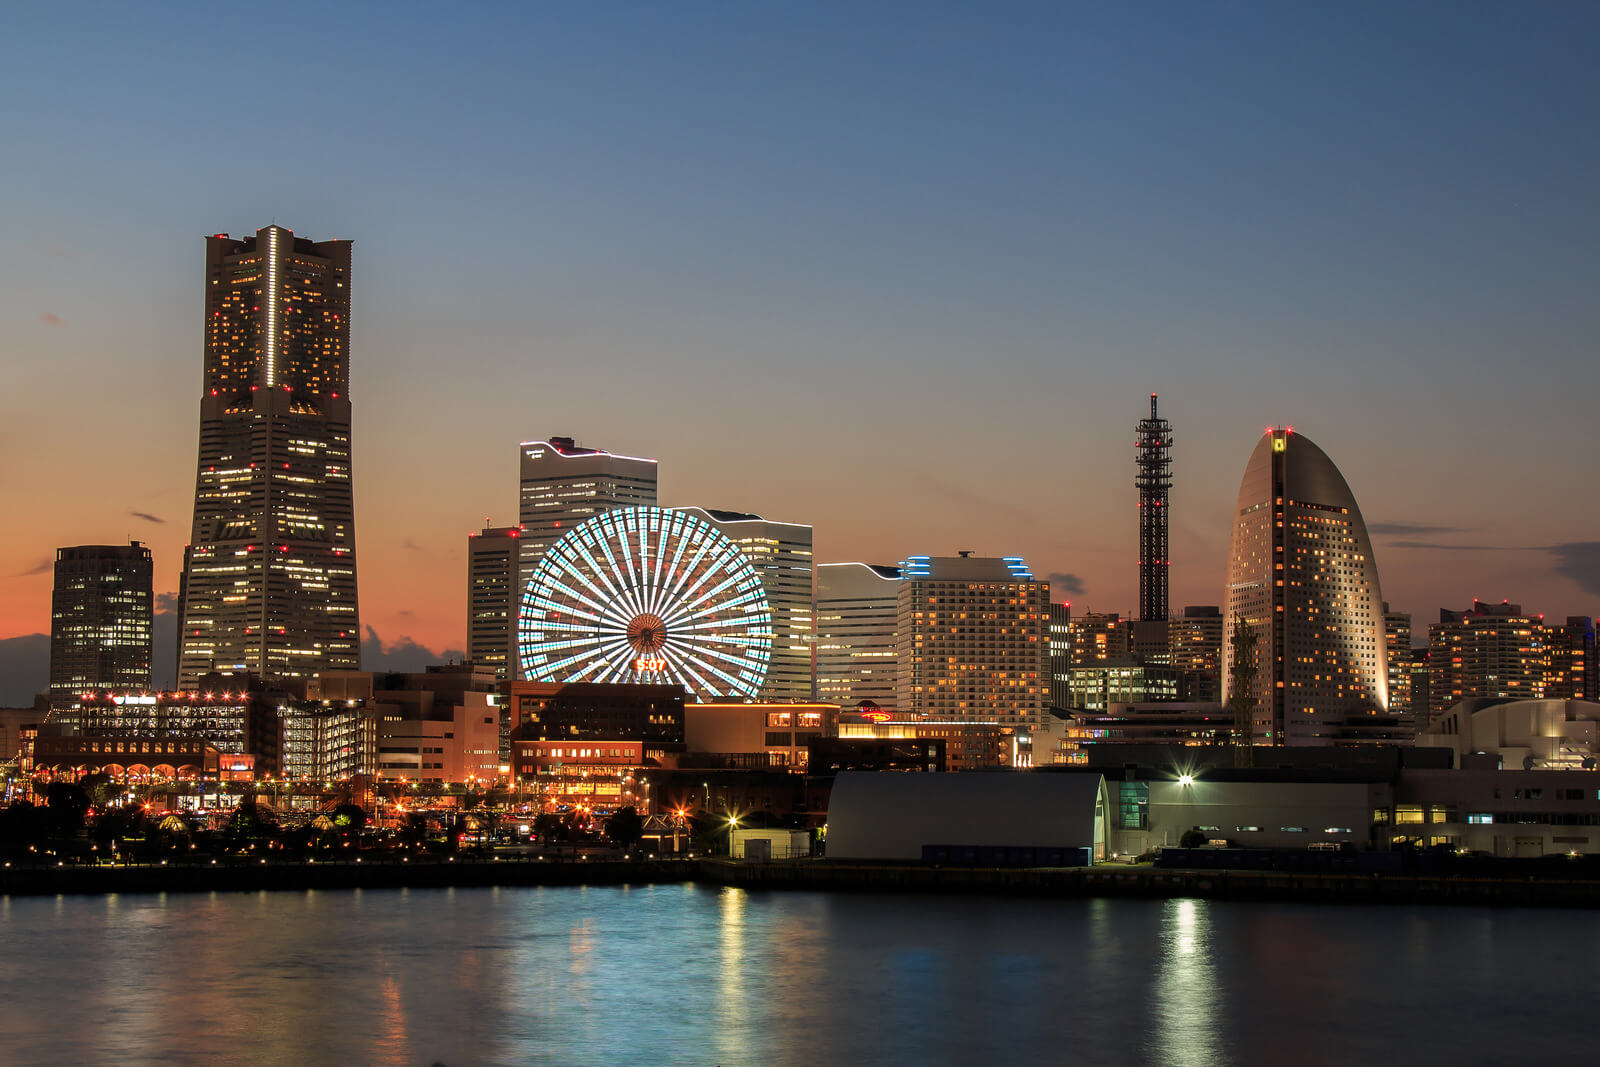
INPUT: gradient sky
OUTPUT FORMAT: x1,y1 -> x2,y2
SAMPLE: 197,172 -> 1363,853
3,3 -> 1598,686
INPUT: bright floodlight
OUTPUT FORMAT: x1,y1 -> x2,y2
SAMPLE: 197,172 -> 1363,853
1177,773 -> 1195,787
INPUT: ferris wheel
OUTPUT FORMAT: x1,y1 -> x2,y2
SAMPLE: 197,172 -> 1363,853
518,506 -> 772,700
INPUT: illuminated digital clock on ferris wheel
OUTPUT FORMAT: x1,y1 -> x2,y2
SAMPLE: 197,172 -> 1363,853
518,506 -> 773,700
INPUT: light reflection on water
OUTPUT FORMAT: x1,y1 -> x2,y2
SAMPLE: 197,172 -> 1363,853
1,885 -> 1594,1066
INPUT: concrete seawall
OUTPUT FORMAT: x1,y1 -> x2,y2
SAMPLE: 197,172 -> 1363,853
700,860 -> 1600,907
6,858 -> 1600,908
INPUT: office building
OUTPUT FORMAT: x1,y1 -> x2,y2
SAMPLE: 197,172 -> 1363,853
516,437 -> 657,677
1221,428 -> 1388,745
1048,602 -> 1073,709
1067,611 -> 1131,666
1169,606 -> 1223,704
49,542 -> 154,701
177,226 -> 359,687
314,665 -> 501,784
467,524 -> 522,681
678,508 -> 813,701
509,680 -> 686,745
815,562 -> 902,711
896,554 -> 1049,728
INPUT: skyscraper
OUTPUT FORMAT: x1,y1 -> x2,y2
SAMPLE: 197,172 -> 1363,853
177,226 -> 358,687
677,508 -> 813,702
517,437 -> 657,677
1221,428 -> 1387,745
896,554 -> 1049,727
50,542 -> 154,701
467,524 -> 522,682
815,562 -> 902,710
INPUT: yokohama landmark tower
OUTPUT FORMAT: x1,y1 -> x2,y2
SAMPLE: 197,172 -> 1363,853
176,226 -> 360,687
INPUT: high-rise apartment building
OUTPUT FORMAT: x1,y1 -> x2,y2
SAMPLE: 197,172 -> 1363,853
1384,605 -> 1413,717
1222,428 -> 1387,745
177,226 -> 359,687
815,563 -> 902,711
896,554 -> 1049,728
1547,616 -> 1597,702
678,508 -> 813,702
1426,601 -> 1549,721
517,437 -> 657,676
50,542 -> 154,701
467,524 -> 522,682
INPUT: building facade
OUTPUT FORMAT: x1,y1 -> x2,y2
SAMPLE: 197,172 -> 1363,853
1426,602 -> 1549,721
177,226 -> 359,687
1222,428 -> 1388,745
896,555 -> 1049,728
1384,606 -> 1413,717
814,562 -> 902,711
1169,606 -> 1223,704
50,542 -> 154,701
678,508 -> 814,702
467,524 -> 522,681
517,437 -> 657,677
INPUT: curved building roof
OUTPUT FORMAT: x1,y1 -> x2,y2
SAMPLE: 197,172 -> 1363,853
1223,429 -> 1387,744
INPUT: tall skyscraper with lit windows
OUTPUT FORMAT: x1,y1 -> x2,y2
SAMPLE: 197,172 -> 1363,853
517,437 -> 658,678
467,524 -> 522,682
176,226 -> 359,687
676,508 -> 813,702
50,542 -> 154,701
1221,428 -> 1387,745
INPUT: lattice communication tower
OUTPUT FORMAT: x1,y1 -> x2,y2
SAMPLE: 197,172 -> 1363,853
1135,393 -> 1173,622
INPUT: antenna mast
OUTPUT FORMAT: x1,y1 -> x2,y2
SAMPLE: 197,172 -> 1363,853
1135,393 -> 1173,622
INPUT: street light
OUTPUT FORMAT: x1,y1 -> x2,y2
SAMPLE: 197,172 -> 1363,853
727,815 -> 740,858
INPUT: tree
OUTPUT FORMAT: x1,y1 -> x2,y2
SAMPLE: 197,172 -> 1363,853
331,803 -> 367,834
604,806 -> 644,848
44,782 -> 91,837
1179,828 -> 1207,850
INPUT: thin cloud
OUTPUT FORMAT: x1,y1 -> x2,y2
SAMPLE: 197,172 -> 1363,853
1548,542 -> 1600,599
155,592 -> 180,614
17,558 -> 52,576
1386,540 -> 1514,552
400,539 -> 428,553
1367,521 -> 1469,537
38,312 -> 64,327
130,510 -> 166,524
1045,571 -> 1086,596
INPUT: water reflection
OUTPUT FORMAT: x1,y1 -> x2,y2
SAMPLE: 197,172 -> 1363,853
716,886 -> 749,1064
1152,898 -> 1219,1067
1,888 -> 1597,1065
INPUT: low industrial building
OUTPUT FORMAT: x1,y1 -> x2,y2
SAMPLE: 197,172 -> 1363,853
826,771 -> 1110,864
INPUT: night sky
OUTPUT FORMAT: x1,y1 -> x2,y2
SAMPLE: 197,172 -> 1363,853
3,3 -> 1597,697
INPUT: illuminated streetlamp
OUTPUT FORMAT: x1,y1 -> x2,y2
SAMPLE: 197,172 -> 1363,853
727,815 -> 740,858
